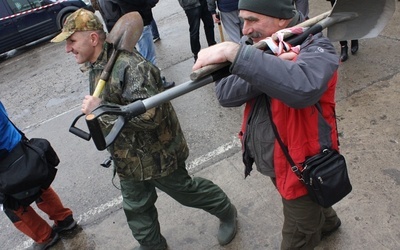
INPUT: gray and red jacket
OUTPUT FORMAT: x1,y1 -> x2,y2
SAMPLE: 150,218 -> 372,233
215,33 -> 340,200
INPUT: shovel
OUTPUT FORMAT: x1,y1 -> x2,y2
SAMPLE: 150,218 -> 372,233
69,11 -> 144,141
83,0 -> 395,150
216,12 -> 225,42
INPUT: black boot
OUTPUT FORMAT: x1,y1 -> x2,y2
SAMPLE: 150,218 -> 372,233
351,40 -> 358,54
340,46 -> 348,62
217,204 -> 237,246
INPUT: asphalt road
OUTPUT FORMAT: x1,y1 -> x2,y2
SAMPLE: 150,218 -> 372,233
1,0 -> 400,249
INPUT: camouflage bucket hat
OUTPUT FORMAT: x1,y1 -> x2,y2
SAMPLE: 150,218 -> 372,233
51,8 -> 104,43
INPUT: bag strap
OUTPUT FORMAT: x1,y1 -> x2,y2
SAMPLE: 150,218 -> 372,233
265,96 -> 303,179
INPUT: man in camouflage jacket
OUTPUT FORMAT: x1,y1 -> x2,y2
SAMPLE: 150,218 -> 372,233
51,8 -> 237,250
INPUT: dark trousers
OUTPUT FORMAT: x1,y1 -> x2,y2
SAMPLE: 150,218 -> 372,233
120,162 -> 232,246
184,0 -> 216,57
281,195 -> 340,249
151,18 -> 159,39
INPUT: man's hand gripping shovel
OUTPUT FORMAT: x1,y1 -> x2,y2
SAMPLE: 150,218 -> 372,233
78,0 -> 395,151
69,12 -> 143,141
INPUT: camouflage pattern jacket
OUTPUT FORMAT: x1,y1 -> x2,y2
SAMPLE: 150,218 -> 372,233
86,43 -> 189,181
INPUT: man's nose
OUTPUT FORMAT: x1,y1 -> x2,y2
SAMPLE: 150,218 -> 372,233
65,44 -> 72,53
242,22 -> 251,36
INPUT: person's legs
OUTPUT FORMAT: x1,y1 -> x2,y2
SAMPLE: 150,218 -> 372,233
350,40 -> 359,54
151,18 -> 160,41
137,25 -> 157,65
220,10 -> 243,43
4,206 -> 53,243
154,164 -> 231,216
120,179 -> 166,249
185,7 -> 201,60
36,187 -> 73,222
339,40 -> 348,62
36,187 -> 76,233
200,0 -> 216,47
321,206 -> 341,238
339,41 -> 348,47
153,162 -> 237,245
2,188 -> 72,248
280,195 -> 325,250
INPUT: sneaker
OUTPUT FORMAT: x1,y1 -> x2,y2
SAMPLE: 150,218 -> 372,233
52,214 -> 77,233
31,230 -> 59,250
153,37 -> 160,43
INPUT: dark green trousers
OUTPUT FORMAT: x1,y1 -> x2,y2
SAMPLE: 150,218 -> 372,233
281,195 -> 340,250
120,162 -> 232,246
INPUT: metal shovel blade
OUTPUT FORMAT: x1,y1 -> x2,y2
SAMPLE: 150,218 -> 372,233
92,11 -> 143,97
106,11 -> 143,53
327,0 -> 395,41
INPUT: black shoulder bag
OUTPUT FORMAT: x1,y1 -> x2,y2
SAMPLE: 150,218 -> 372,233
265,96 -> 352,208
0,118 -> 59,208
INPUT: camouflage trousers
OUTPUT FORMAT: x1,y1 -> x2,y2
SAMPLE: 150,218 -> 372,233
120,161 -> 232,246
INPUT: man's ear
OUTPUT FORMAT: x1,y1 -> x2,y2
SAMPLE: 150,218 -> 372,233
89,32 -> 100,46
278,18 -> 290,29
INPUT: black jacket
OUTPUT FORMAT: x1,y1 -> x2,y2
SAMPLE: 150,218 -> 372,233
98,0 -> 155,31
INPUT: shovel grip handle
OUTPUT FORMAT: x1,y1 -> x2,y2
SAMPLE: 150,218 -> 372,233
69,113 -> 91,141
69,127 -> 91,141
86,114 -> 107,150
93,79 -> 107,97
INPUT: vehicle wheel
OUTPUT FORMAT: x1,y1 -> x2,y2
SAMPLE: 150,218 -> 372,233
60,12 -> 72,28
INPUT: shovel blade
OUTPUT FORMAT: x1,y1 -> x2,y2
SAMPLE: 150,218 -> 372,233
327,0 -> 395,41
106,11 -> 143,53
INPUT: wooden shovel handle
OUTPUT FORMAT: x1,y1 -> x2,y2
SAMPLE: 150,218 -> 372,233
92,50 -> 119,97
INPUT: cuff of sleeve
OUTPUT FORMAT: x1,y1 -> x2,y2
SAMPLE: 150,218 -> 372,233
230,43 -> 256,74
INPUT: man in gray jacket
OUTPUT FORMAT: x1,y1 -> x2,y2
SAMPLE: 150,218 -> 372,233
193,0 -> 342,249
